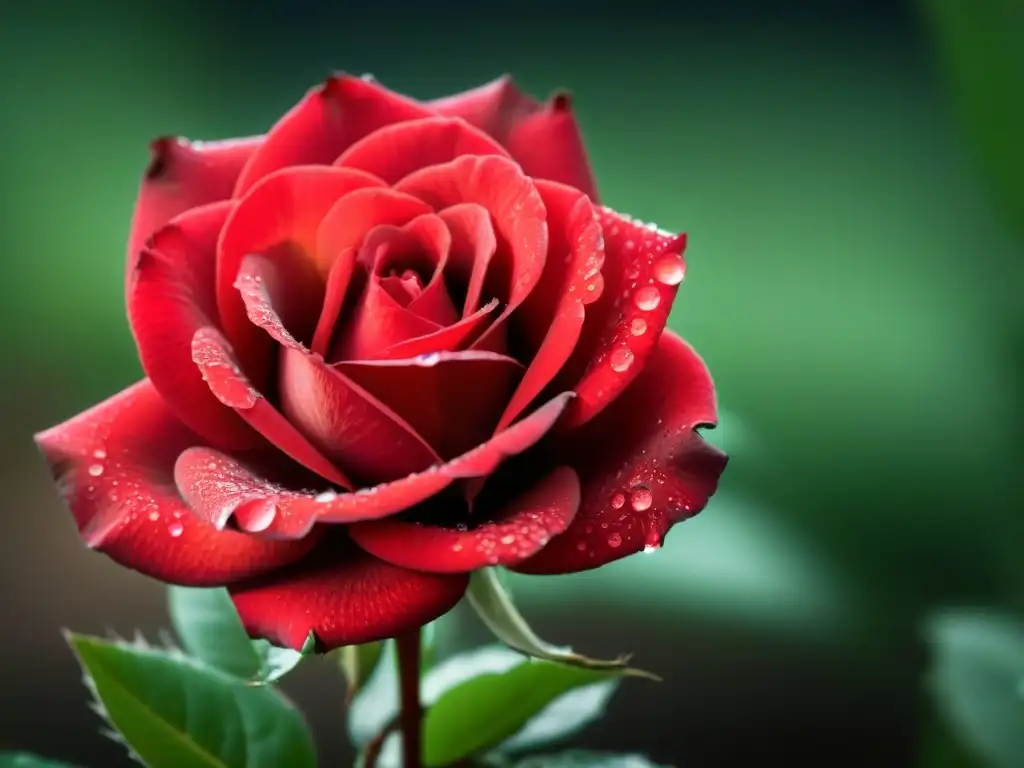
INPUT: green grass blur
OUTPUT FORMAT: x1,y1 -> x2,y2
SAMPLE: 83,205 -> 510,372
0,1 -> 1020,765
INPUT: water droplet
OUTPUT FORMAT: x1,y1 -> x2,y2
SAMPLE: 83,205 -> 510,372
148,511 -> 160,522
653,253 -> 685,285
630,485 -> 653,512
168,521 -> 185,537
500,534 -> 516,545
609,346 -> 634,373
611,492 -> 626,509
629,317 -> 647,336
88,464 -> 104,477
642,543 -> 660,554
643,529 -> 663,551
93,449 -> 107,460
452,543 -> 463,552
315,490 -> 338,503
576,541 -> 587,551
634,286 -> 661,311
244,500 -> 276,532
607,532 -> 622,548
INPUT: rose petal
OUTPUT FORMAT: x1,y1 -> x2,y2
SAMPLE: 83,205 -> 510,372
556,208 -> 688,431
229,540 -> 468,651
429,77 -> 598,201
126,136 -> 261,289
505,93 -> 599,203
336,351 -> 523,459
233,74 -> 432,197
235,251 -> 324,350
328,279 -> 442,362
316,187 -> 432,275
191,325 -> 353,488
311,247 -> 359,357
278,348 -> 442,485
374,298 -> 499,360
395,155 -> 548,351
495,180 -> 605,432
349,466 -> 580,573
513,332 -> 726,575
437,203 -> 497,316
216,165 -> 384,383
128,201 -> 258,450
176,392 -> 573,540
33,380 -> 315,586
334,116 -> 511,184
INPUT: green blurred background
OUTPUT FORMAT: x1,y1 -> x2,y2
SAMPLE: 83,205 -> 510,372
1,0 -> 1020,766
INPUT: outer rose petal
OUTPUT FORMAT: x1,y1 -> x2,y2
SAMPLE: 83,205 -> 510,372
556,208 -> 688,431
128,201 -> 257,450
229,541 -> 468,651
233,74 -> 433,197
33,380 -> 315,586
349,466 -> 580,573
334,116 -> 511,184
495,180 -> 605,432
126,135 -> 261,288
514,332 -> 726,575
429,77 -> 599,202
176,393 -> 574,540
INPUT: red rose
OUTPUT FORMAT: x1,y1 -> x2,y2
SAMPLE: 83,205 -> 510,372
35,75 -> 727,652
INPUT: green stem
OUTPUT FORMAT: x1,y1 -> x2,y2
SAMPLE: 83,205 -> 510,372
395,627 -> 423,768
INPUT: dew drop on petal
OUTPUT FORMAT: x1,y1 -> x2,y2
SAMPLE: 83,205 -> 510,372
607,532 -> 622,548
634,286 -> 661,311
148,511 -> 160,522
576,541 -> 587,552
653,253 -> 685,286
88,464 -> 104,477
315,490 -> 338,503
630,485 -> 653,512
629,317 -> 647,336
168,521 -> 185,537
609,347 -> 634,373
93,449 -> 107,460
611,492 -> 626,509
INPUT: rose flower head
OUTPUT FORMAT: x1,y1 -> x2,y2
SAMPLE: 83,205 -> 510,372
35,74 -> 727,652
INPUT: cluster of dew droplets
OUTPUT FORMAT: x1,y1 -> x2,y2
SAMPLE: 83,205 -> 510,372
599,214 -> 687,380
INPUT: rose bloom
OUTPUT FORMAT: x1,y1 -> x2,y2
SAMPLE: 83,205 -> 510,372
35,75 -> 727,652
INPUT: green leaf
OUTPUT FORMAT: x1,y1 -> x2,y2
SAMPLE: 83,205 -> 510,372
421,645 -> 622,767
926,610 -> 1024,768
466,569 -> 655,679
336,642 -> 384,701
0,754 -> 80,768
67,632 -> 316,768
348,622 -> 438,747
499,679 -> 618,753
501,750 -> 672,768
168,585 -> 313,684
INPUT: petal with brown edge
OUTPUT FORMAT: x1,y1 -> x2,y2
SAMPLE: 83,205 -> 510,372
349,466 -> 580,573
126,135 -> 261,287
395,155 -> 548,350
278,348 -> 441,485
505,93 -> 600,203
216,165 -> 384,383
337,351 -> 522,459
513,332 -> 726,575
128,201 -> 258,451
33,380 -> 316,586
191,325 -> 354,489
555,208 -> 688,431
494,180 -> 605,432
334,116 -> 510,184
175,392 -> 573,540
233,75 -> 432,197
229,540 -> 468,651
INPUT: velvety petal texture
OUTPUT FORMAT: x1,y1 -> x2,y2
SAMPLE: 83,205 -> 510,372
36,72 -> 726,652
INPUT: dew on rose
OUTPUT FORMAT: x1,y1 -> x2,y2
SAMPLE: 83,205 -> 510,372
630,317 -> 647,336
653,253 -> 685,286
168,521 -> 184,537
611,492 -> 626,509
607,532 -> 623,548
630,485 -> 653,512
609,346 -> 634,373
633,285 -> 661,311
87,464 -> 104,477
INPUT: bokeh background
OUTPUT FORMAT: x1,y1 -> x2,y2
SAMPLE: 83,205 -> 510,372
1,0 -> 1020,766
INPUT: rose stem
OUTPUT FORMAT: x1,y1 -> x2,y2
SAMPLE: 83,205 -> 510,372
395,626 -> 424,768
